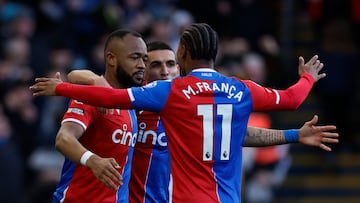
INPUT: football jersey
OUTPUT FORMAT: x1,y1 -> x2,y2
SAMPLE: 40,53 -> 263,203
129,111 -> 170,203
56,68 -> 314,203
52,99 -> 137,203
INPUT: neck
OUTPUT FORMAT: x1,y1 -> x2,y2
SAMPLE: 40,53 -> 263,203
185,59 -> 214,75
104,71 -> 126,89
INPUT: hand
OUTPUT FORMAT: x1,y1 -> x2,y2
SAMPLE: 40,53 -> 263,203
55,71 -> 61,80
86,155 -> 123,190
94,76 -> 110,87
298,115 -> 339,151
29,76 -> 63,96
298,55 -> 326,82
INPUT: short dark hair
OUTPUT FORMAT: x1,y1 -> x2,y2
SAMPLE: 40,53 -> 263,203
180,23 -> 218,61
147,41 -> 173,52
104,29 -> 142,51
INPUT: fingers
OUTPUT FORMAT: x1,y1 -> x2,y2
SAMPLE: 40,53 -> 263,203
321,132 -> 339,143
319,132 -> 339,152
34,77 -> 50,82
315,61 -> 326,81
55,72 -> 61,79
29,84 -> 44,95
314,60 -> 320,68
111,160 -> 121,169
97,162 -> 123,189
101,175 -> 119,190
29,83 -> 40,91
319,143 -> 332,152
322,137 -> 339,144
32,91 -> 44,97
306,55 -> 319,66
307,115 -> 318,126
317,62 -> 324,72
298,56 -> 305,66
316,125 -> 337,132
104,168 -> 123,186
318,73 -> 326,80
109,159 -> 122,183
29,84 -> 44,96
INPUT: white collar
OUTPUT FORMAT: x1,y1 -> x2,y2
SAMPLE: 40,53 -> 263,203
191,68 -> 217,72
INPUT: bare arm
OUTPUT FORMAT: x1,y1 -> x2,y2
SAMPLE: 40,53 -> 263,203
244,115 -> 338,151
67,70 -> 100,85
244,127 -> 285,147
56,122 -> 122,189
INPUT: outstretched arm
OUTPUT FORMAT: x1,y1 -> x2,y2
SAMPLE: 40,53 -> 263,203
67,69 -> 99,85
67,70 -> 109,87
244,115 -> 338,151
245,55 -> 326,111
29,76 -> 133,109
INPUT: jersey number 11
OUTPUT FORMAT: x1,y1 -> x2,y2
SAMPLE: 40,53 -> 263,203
197,104 -> 232,161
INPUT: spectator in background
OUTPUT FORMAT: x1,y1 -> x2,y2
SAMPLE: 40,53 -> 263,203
0,35 -> 36,161
121,0 -> 153,34
146,17 -> 173,48
36,42 -> 73,148
27,147 -> 63,203
169,9 -> 194,50
232,0 -> 279,56
307,0 -> 359,152
88,33 -> 106,75
0,37 -> 33,85
60,0 -> 108,60
0,1 -> 35,40
0,104 -> 26,203
1,80 -> 39,198
316,18 -> 358,151
241,53 -> 291,203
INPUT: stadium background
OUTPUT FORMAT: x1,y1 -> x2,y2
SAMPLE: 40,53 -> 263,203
0,0 -> 359,202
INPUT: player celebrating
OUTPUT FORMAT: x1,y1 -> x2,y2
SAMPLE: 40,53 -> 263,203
31,23 -> 337,203
50,29 -> 147,203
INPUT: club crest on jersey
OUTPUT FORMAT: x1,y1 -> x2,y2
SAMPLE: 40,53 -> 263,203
106,108 -> 121,115
143,81 -> 157,88
182,82 -> 244,101
112,124 -> 137,147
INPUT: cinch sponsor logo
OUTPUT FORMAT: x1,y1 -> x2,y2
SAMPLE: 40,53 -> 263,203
112,124 -> 137,147
137,122 -> 167,147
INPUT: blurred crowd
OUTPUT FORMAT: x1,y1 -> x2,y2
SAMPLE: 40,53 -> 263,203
0,0 -> 359,202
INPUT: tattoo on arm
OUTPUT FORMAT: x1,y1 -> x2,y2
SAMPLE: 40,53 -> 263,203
243,127 -> 286,147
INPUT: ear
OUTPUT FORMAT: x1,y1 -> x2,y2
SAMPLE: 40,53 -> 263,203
178,44 -> 187,60
106,51 -> 116,66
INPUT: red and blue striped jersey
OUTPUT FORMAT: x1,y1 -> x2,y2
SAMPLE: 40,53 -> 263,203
56,68 -> 314,203
53,99 -> 137,203
129,111 -> 170,203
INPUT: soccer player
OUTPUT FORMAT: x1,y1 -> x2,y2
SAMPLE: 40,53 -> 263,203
67,41 -> 338,203
66,41 -> 179,202
50,29 -> 147,203
31,23 -> 338,202
129,41 -> 179,202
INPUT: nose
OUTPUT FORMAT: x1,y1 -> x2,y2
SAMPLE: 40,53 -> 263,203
160,64 -> 169,76
137,58 -> 146,70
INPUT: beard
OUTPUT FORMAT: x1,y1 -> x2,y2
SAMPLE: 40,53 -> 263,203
116,64 -> 144,87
